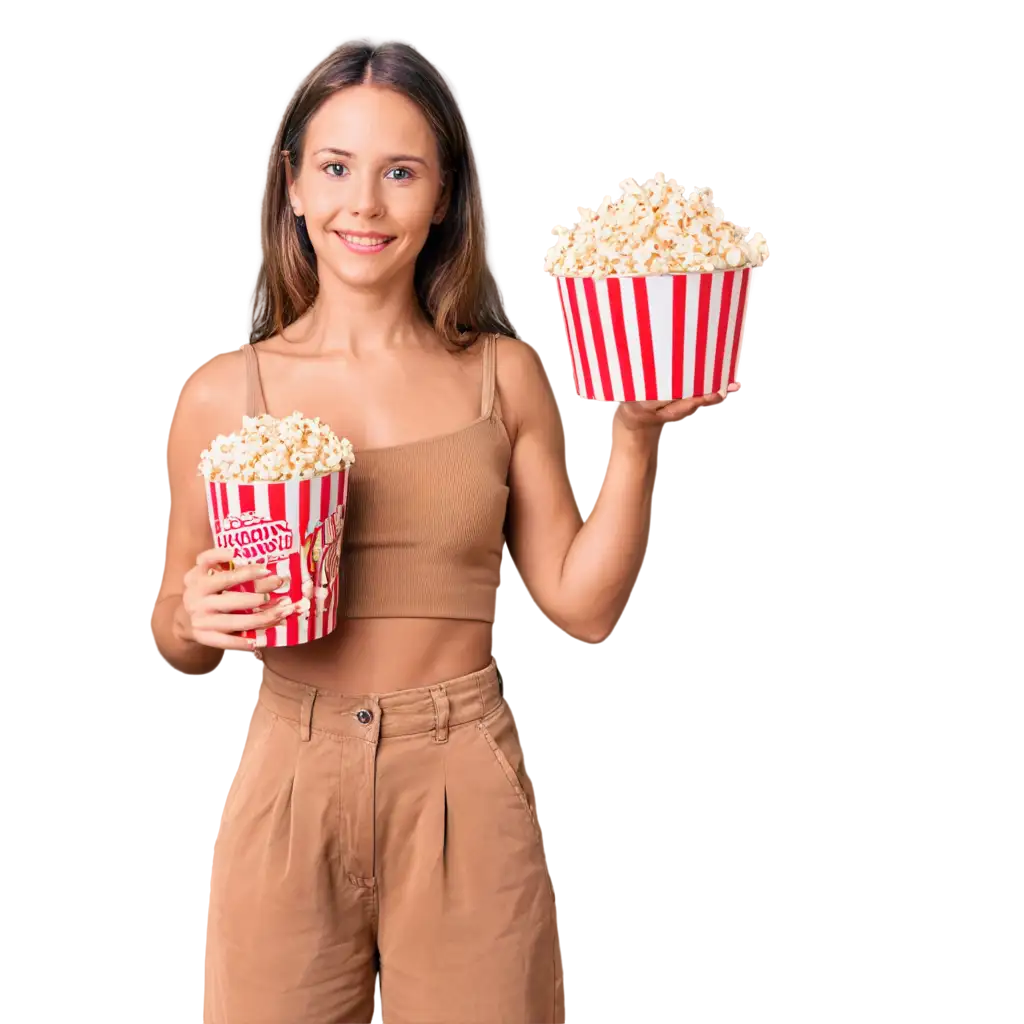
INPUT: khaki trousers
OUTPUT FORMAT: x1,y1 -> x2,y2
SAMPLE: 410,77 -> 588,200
204,658 -> 564,1023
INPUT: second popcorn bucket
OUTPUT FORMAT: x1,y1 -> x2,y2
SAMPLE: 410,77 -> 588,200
555,267 -> 755,402
547,174 -> 768,401
199,410 -> 355,648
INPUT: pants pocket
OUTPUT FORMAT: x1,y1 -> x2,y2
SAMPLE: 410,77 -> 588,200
478,700 -> 543,844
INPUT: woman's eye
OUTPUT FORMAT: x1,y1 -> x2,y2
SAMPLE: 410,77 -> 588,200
387,167 -> 414,181
324,162 -> 346,177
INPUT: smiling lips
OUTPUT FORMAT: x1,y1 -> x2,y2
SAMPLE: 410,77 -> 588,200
336,230 -> 395,251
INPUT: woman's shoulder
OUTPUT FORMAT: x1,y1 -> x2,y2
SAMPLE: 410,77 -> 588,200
163,348 -> 250,502
171,345 -> 251,444
492,333 -> 548,391
489,334 -> 559,447
491,335 -> 557,395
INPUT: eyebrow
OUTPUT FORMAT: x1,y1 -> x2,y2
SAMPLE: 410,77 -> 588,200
313,147 -> 429,166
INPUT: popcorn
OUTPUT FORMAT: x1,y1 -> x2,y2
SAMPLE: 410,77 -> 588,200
198,411 -> 355,483
544,173 -> 769,278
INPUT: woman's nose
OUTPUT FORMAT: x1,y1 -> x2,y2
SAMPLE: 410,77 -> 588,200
350,174 -> 384,218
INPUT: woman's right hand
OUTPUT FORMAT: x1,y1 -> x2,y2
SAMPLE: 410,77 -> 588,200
175,546 -> 296,650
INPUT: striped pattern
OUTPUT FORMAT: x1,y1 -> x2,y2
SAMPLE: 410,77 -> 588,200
556,267 -> 754,401
204,468 -> 349,646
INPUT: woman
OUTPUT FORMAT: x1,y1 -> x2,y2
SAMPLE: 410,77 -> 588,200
151,40 -> 737,1024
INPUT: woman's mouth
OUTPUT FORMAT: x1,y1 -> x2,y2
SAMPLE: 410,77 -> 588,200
335,231 -> 395,254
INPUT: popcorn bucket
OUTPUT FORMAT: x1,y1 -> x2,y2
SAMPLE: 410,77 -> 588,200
555,266 -> 757,401
203,468 -> 350,646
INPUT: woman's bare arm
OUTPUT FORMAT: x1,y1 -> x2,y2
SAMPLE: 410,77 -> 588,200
497,335 -> 655,638
151,351 -> 248,674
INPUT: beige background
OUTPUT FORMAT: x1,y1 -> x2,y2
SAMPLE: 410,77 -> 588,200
2,2 -> 1020,1022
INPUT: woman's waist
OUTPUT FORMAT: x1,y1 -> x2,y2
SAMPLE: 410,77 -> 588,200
257,650 -> 503,741
258,616 -> 492,695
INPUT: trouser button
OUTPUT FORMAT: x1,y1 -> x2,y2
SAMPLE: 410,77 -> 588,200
356,708 -> 373,725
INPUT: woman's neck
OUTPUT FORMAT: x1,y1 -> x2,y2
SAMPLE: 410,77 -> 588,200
293,273 -> 434,356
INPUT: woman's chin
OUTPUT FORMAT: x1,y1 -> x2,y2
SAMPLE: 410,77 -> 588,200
330,263 -> 405,289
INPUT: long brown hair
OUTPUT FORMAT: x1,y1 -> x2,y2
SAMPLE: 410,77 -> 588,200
249,40 -> 518,348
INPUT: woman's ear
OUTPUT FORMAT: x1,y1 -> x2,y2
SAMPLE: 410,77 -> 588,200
288,179 -> 302,217
432,175 -> 450,224
282,150 -> 301,216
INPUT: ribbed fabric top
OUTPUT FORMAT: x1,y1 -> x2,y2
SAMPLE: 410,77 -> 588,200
239,334 -> 511,622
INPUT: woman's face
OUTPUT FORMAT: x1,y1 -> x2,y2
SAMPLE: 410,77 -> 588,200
288,85 -> 448,289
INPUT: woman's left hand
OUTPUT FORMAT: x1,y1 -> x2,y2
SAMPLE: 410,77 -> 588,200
615,381 -> 741,430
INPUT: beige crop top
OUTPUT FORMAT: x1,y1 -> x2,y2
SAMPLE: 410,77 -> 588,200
240,333 -> 511,622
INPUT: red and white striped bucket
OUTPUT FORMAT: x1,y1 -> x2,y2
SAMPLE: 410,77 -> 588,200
204,468 -> 350,646
555,267 -> 756,401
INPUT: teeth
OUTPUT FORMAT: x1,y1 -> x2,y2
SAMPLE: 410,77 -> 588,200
340,233 -> 391,247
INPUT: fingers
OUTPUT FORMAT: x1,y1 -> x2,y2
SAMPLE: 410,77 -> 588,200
192,548 -> 286,589
183,550 -> 303,649
189,629 -> 256,652
207,611 -> 284,634
184,591 -> 300,651
195,598 -> 306,635
656,395 -> 715,419
253,574 -> 290,595
659,385 -> 736,421
196,546 -> 238,572
626,382 -> 740,422
193,549 -> 284,594
197,561 -> 274,595
211,589 -> 289,612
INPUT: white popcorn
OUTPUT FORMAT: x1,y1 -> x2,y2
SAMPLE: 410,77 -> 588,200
198,411 -> 355,483
545,173 -> 769,278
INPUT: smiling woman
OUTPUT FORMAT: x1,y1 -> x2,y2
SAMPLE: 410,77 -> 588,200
251,49 -> 514,349
154,34 -> 734,1024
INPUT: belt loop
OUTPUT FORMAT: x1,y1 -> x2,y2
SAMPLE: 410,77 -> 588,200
496,666 -> 504,698
299,686 -> 317,742
429,684 -> 449,744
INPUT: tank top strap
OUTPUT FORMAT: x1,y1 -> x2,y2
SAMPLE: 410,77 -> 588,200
480,332 -> 501,420
239,343 -> 268,418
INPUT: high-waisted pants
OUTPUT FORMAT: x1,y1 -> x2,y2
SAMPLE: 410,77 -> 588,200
203,657 -> 565,1023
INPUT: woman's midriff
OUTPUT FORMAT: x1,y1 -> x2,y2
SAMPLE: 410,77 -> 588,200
258,618 -> 493,695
